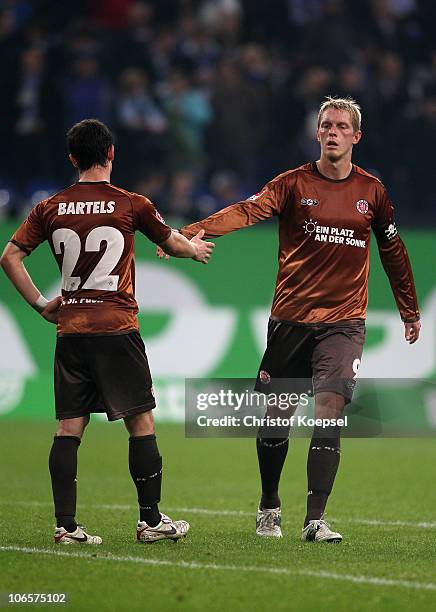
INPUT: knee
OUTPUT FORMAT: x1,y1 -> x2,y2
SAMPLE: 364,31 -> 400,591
124,411 -> 155,437
315,392 -> 345,419
56,415 -> 89,438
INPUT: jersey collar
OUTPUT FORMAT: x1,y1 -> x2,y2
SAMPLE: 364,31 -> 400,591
75,180 -> 110,184
312,161 -> 355,183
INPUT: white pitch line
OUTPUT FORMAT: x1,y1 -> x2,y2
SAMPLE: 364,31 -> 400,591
344,518 -> 436,529
1,546 -> 435,592
0,500 -> 252,517
1,500 -> 436,529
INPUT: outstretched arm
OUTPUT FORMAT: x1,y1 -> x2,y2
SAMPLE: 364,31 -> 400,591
180,175 -> 289,239
0,242 -> 62,323
159,229 -> 215,264
372,188 -> 420,343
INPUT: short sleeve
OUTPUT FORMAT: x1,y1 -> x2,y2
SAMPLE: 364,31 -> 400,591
131,194 -> 172,244
10,202 -> 47,255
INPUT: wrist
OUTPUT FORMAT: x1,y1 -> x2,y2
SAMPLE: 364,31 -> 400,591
190,242 -> 198,259
402,316 -> 420,323
33,294 -> 48,313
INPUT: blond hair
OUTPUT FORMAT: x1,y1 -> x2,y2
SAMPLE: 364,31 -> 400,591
318,96 -> 362,132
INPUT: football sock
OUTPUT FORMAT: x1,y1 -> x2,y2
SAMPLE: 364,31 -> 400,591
305,425 -> 341,526
49,435 -> 80,532
129,434 -> 162,527
257,424 -> 290,509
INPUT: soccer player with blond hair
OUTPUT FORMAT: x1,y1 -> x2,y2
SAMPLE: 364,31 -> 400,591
177,97 -> 420,542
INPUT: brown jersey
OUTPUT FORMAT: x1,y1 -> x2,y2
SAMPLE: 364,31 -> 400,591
11,181 -> 171,335
181,162 -> 419,324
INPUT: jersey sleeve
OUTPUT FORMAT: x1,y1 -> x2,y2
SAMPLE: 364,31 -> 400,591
10,201 -> 46,255
180,174 -> 290,239
131,194 -> 172,244
372,186 -> 420,322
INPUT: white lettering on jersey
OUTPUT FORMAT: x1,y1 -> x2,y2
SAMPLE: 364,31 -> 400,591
57,201 -> 116,215
52,226 -> 124,291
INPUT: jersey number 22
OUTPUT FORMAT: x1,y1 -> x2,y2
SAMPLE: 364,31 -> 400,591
52,227 -> 124,292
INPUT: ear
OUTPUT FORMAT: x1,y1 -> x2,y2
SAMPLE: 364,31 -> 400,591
316,128 -> 321,143
107,144 -> 115,161
69,154 -> 78,168
353,130 -> 362,145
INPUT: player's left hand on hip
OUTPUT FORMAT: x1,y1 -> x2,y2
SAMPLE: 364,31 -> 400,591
404,320 -> 421,344
41,295 -> 62,324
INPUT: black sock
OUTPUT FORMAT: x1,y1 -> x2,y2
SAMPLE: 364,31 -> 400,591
129,434 -> 162,527
256,425 -> 290,509
49,435 -> 80,532
305,426 -> 341,526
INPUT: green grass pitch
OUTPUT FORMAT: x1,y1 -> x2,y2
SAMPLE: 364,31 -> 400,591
1,421 -> 435,611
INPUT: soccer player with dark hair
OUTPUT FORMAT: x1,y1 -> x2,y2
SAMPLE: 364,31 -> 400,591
0,118 -> 214,545
176,97 -> 420,542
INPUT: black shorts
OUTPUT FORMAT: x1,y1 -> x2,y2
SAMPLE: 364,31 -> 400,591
54,331 -> 156,421
255,318 -> 365,403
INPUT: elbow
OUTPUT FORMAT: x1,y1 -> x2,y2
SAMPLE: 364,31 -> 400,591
0,249 -> 21,272
0,252 -> 9,270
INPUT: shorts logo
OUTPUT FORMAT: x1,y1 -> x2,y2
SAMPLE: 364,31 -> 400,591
301,197 -> 319,206
247,189 -> 266,201
259,370 -> 271,384
385,223 -> 397,240
352,358 -> 361,379
356,199 -> 369,214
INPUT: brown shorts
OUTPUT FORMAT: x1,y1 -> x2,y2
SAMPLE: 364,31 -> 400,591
254,318 -> 365,403
54,331 -> 156,421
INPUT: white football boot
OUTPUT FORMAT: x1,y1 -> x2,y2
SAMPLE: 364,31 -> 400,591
256,507 -> 282,538
54,525 -> 102,545
137,513 -> 190,543
301,518 -> 342,543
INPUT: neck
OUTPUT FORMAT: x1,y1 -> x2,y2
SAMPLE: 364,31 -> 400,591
78,164 -> 111,183
316,155 -> 352,180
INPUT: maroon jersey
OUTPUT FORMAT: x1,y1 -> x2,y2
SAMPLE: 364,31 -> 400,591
11,181 -> 171,335
182,163 -> 419,324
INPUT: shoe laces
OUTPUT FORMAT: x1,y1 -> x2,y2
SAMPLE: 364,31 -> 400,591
159,513 -> 173,525
311,518 -> 331,532
259,508 -> 281,529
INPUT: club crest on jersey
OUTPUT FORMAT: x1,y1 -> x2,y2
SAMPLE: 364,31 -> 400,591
356,199 -> 369,214
301,197 -> 319,206
247,189 -> 266,201
259,370 -> 271,384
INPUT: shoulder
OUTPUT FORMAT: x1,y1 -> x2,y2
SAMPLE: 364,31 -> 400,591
108,184 -> 154,208
352,165 -> 386,191
42,183 -> 78,206
265,164 -> 313,190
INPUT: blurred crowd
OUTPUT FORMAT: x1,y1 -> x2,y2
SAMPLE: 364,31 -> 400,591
0,0 -> 436,225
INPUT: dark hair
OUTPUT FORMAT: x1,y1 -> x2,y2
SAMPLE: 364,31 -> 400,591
66,119 -> 114,171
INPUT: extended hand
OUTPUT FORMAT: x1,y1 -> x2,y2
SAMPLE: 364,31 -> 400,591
404,320 -> 421,344
41,296 -> 62,324
191,229 -> 215,264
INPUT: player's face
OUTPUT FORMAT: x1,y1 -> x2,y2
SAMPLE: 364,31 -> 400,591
317,109 -> 361,162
